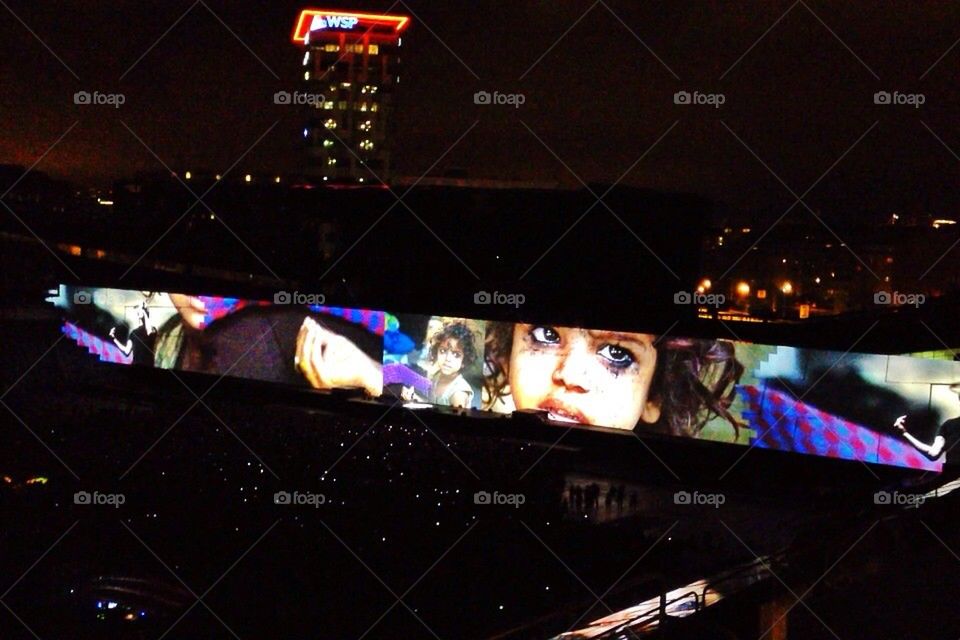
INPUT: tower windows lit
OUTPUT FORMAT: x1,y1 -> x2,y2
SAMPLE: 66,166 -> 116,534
293,8 -> 408,181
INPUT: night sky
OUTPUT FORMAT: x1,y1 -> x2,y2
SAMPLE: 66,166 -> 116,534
2,1 -> 960,219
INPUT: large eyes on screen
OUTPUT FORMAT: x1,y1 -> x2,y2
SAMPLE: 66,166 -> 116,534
530,326 -> 561,344
597,344 -> 636,369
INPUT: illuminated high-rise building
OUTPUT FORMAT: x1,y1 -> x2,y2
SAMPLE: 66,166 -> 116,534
292,9 -> 410,183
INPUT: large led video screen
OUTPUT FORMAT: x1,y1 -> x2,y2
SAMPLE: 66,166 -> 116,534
51,286 -> 384,396
50,285 -> 960,471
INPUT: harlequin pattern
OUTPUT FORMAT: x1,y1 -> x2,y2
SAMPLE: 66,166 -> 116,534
738,384 -> 941,471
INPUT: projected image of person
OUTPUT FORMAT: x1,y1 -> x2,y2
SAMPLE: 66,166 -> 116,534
425,322 -> 478,409
109,300 -> 158,366
151,293 -> 383,396
394,318 -> 483,409
484,323 -> 743,435
894,383 -> 960,465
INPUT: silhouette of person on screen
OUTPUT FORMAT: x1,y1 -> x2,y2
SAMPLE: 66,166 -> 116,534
110,301 -> 157,366
894,383 -> 960,465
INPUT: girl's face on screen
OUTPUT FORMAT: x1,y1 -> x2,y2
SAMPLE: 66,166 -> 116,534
436,337 -> 465,377
508,324 -> 660,430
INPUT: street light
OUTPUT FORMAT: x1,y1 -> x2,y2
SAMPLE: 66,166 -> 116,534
781,281 -> 793,295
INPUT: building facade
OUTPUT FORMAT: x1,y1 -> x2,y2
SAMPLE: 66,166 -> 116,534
292,9 -> 409,183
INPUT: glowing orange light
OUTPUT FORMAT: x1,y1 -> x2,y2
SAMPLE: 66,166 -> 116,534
292,9 -> 410,43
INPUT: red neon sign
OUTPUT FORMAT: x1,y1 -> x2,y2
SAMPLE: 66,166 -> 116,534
292,9 -> 410,43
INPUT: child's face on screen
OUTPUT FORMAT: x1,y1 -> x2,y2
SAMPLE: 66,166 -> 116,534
508,324 -> 660,430
436,337 -> 465,377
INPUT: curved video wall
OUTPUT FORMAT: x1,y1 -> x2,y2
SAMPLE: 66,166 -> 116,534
49,285 -> 960,471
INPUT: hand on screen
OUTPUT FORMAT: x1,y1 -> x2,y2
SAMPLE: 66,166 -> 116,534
168,293 -> 207,330
894,415 -> 907,433
295,316 -> 382,396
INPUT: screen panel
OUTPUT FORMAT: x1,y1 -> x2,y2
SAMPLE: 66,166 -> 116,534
49,285 -> 960,471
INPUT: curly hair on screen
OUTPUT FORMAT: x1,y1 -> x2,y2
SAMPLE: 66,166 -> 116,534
648,336 -> 743,437
428,322 -> 479,366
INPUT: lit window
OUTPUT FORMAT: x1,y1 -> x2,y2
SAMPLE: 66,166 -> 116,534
340,82 -> 351,88
323,101 -> 334,110
304,71 -> 310,80
324,44 -> 339,52
324,118 -> 337,129
368,44 -> 379,54
359,103 -> 367,112
370,103 -> 379,112
359,140 -> 374,151
327,158 -> 337,165
322,139 -> 334,148
338,101 -> 348,110
359,120 -> 372,132
302,52 -> 310,66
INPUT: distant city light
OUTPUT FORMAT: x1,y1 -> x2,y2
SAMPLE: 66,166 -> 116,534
244,174 -> 252,183
736,282 -> 750,297
275,176 -> 281,183
184,171 -> 192,180
781,281 -> 793,295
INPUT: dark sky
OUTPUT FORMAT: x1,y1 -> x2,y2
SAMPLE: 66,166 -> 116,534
2,1 -> 959,219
